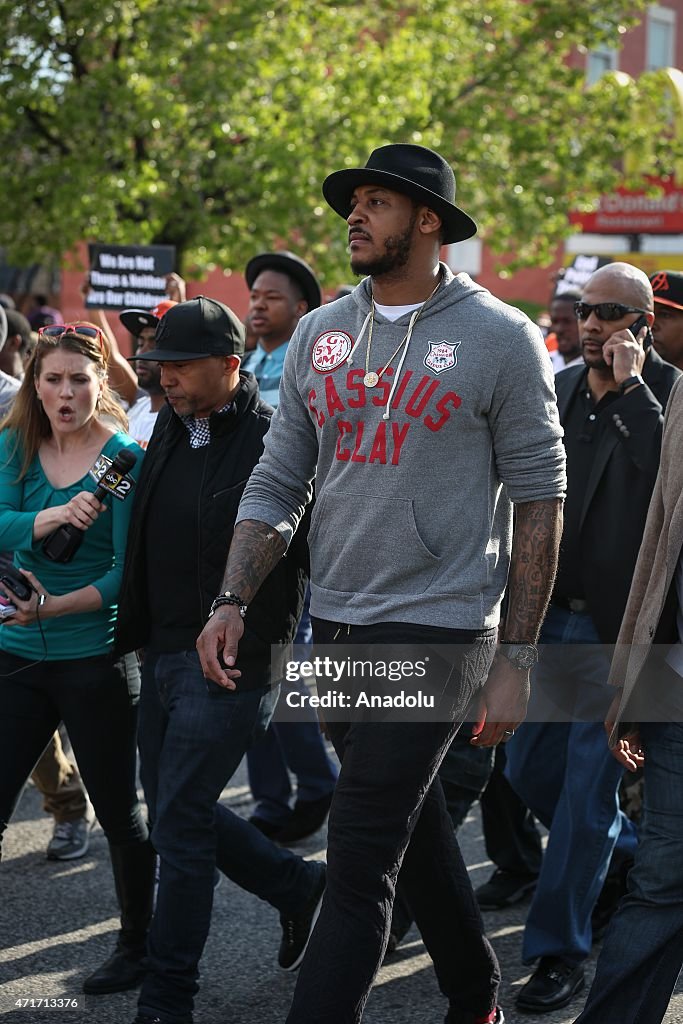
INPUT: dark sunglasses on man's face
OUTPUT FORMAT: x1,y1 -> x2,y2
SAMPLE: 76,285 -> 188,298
574,301 -> 648,322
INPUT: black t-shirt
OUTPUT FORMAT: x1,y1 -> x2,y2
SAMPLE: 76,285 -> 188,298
553,374 -> 619,600
144,434 -> 210,651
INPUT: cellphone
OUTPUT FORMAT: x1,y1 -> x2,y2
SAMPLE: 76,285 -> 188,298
629,313 -> 652,350
0,567 -> 34,602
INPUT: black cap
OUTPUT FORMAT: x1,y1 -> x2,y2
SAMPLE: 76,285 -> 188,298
135,296 -> 245,362
245,251 -> 322,311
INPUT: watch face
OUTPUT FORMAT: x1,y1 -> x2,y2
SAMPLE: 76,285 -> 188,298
501,644 -> 538,670
515,649 -> 537,670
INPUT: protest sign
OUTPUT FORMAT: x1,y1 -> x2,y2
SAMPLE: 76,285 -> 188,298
86,244 -> 175,311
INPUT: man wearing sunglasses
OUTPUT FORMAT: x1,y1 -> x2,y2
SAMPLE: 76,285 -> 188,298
504,262 -> 681,1014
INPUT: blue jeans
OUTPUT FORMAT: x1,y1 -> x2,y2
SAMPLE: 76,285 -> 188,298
574,722 -> 683,1024
137,649 -> 323,1023
505,605 -> 638,964
247,592 -> 338,824
286,618 -> 500,1024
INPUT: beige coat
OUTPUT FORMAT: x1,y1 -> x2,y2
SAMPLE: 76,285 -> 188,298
609,375 -> 683,738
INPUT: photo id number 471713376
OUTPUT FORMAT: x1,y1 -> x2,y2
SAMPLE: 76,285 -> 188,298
6,997 -> 86,1011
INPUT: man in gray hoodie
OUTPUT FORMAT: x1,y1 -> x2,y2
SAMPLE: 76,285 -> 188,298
198,144 -> 566,1024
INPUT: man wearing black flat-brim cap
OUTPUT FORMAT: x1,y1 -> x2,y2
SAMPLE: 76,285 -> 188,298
198,143 -> 567,1024
114,295 -> 325,1024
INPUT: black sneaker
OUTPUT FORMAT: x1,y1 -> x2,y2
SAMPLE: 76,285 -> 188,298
475,869 -> 537,910
278,863 -> 326,971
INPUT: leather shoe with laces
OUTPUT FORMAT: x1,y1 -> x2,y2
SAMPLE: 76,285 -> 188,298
516,956 -> 585,1013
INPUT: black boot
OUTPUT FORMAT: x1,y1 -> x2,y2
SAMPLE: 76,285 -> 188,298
83,839 -> 156,994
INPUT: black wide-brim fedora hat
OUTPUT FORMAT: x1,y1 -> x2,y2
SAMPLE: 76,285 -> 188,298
322,143 -> 477,245
245,251 -> 322,311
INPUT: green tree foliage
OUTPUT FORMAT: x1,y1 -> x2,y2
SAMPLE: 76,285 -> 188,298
1,0 -> 667,280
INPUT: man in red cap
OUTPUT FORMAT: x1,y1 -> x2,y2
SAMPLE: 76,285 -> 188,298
650,270 -> 683,371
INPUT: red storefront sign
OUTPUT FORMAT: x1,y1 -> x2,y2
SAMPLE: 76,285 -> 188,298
570,178 -> 683,234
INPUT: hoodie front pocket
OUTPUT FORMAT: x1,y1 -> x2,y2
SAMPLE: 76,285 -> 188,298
310,489 -> 441,596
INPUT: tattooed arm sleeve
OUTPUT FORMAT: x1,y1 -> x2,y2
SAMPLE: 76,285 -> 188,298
501,498 -> 563,643
218,520 -> 287,603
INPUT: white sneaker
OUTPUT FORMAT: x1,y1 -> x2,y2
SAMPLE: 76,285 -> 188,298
46,815 -> 93,860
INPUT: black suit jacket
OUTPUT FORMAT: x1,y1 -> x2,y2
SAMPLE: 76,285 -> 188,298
553,349 -> 680,642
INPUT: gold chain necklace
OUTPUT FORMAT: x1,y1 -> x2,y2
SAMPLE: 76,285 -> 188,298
363,276 -> 443,388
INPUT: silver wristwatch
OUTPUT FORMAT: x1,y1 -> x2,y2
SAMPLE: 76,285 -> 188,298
498,643 -> 538,671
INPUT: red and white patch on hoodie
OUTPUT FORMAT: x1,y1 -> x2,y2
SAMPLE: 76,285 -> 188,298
311,331 -> 353,373
424,341 -> 460,374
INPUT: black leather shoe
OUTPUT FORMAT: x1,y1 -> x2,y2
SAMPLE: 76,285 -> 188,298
516,956 -> 585,1013
82,946 -> 146,994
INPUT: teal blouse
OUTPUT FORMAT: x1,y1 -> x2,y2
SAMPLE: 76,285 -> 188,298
0,429 -> 143,661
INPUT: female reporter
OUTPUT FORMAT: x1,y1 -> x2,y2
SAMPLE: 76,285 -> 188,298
0,323 -> 153,995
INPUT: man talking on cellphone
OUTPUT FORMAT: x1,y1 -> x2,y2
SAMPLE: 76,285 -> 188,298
504,262 -> 681,1014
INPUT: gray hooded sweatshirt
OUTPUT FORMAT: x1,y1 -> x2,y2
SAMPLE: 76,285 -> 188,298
237,265 -> 566,631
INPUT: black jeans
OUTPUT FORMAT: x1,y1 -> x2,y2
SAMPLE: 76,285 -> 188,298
0,651 -> 147,853
286,619 -> 500,1024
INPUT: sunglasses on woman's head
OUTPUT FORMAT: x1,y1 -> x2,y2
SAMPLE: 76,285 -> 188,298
37,323 -> 105,354
573,302 -> 648,322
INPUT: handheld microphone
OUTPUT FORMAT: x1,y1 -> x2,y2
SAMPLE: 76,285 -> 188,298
42,448 -> 137,563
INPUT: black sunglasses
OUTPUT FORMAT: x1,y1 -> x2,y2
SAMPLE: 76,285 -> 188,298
574,301 -> 648,322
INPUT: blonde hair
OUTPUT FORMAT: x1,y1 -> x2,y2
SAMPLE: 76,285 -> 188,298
0,325 -> 128,479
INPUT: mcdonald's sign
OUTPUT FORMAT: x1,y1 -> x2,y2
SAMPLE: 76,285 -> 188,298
570,68 -> 683,234
569,177 -> 683,233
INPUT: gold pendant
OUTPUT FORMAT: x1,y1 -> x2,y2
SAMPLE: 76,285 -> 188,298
364,371 -> 379,388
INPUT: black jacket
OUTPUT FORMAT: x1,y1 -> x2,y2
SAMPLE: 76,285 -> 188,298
115,374 -> 308,681
554,348 -> 680,642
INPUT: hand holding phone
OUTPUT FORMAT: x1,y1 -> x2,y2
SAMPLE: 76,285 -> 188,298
628,313 -> 653,350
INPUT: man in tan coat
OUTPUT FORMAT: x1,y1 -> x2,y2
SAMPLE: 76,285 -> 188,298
574,375 -> 683,1024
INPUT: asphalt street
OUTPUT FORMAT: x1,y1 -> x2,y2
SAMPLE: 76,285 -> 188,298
2,760 -> 682,1024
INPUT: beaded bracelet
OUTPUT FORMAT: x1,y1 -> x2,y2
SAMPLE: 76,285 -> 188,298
207,591 -> 248,619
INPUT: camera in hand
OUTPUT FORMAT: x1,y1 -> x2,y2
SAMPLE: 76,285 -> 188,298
0,566 -> 35,619
42,448 -> 137,564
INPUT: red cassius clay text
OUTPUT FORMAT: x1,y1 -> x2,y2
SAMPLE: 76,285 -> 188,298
307,367 -> 462,466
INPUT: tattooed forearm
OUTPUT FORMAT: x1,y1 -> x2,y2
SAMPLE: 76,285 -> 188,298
219,520 -> 287,603
502,498 -> 563,643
